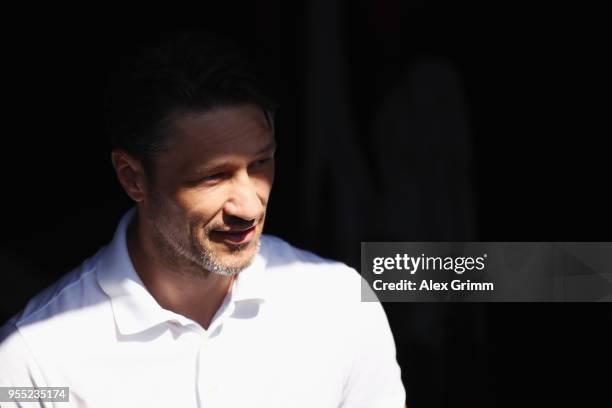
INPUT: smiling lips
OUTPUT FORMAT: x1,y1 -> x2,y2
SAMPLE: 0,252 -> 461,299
210,225 -> 257,246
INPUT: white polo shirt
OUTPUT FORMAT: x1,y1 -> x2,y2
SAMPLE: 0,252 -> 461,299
0,208 -> 405,407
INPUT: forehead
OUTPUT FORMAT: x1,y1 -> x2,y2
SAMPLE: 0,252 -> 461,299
161,105 -> 274,172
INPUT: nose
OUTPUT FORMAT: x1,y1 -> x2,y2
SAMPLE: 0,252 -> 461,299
223,169 -> 264,223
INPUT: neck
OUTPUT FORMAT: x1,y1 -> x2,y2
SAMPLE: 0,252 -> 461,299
126,211 -> 234,330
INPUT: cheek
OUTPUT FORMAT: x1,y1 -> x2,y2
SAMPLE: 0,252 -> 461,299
256,166 -> 275,202
177,189 -> 227,226
255,181 -> 273,206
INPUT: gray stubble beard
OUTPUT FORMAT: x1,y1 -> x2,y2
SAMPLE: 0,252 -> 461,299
148,195 -> 260,278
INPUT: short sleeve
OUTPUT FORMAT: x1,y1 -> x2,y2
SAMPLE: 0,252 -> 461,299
340,299 -> 406,408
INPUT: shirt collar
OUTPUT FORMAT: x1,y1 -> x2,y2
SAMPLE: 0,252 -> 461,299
95,207 -> 269,335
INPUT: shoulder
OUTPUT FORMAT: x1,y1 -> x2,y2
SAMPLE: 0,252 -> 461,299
257,235 -> 399,364
257,235 -> 379,330
0,249 -> 110,366
260,234 -> 363,297
3,251 -> 103,330
260,234 -> 355,274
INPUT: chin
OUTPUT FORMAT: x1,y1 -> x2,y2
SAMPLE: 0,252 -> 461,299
211,234 -> 260,266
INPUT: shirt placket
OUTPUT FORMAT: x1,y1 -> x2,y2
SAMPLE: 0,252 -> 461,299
197,332 -> 214,407
195,299 -> 235,407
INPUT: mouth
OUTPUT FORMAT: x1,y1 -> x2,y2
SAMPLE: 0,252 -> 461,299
209,225 -> 257,246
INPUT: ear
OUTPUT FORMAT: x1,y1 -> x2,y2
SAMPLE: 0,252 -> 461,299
111,149 -> 147,202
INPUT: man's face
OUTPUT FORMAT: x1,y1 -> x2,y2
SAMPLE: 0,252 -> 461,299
143,104 -> 275,277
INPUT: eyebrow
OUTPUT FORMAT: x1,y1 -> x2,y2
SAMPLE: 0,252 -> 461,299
256,140 -> 277,155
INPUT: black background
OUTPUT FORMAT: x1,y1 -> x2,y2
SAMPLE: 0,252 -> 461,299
1,3 -> 610,407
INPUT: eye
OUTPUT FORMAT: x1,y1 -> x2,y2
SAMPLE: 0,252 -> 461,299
252,157 -> 272,167
202,172 -> 226,182
188,172 -> 226,187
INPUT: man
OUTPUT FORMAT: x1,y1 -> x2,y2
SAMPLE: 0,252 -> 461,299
0,33 -> 406,407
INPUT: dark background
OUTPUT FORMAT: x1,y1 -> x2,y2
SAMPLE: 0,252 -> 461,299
1,3 -> 610,407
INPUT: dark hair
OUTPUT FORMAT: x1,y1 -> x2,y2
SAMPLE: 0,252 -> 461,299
104,31 -> 277,177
